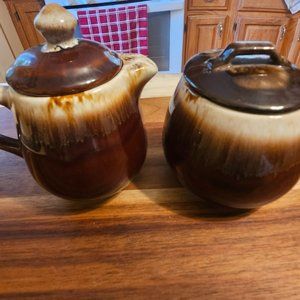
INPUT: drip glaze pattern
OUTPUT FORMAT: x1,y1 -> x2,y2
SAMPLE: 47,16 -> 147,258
3,54 -> 157,199
163,78 -> 300,209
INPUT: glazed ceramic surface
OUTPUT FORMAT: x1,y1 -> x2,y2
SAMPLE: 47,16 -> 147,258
163,42 -> 300,209
0,4 -> 157,200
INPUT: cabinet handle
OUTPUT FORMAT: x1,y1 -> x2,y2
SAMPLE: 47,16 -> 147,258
217,23 -> 223,38
280,25 -> 286,41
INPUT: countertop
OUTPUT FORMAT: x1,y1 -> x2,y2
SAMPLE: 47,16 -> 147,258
0,97 -> 299,299
141,73 -> 180,99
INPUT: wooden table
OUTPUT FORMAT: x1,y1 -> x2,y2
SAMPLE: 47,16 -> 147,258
0,97 -> 299,299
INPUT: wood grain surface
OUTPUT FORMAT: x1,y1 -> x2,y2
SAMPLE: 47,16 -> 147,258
0,97 -> 299,299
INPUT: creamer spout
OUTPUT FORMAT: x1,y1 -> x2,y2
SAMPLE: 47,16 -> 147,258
119,53 -> 158,94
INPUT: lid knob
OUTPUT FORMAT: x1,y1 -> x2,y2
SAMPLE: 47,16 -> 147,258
34,3 -> 78,53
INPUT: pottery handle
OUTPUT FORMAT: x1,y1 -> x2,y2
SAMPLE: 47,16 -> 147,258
213,41 -> 289,68
0,83 -> 22,157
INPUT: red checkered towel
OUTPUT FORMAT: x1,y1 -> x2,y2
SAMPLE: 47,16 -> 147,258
77,5 -> 148,55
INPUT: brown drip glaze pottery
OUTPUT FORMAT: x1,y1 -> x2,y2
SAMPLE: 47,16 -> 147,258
163,41 -> 300,209
0,3 -> 157,200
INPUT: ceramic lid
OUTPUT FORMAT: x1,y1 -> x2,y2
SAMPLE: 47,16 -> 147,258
6,3 -> 122,97
184,41 -> 300,114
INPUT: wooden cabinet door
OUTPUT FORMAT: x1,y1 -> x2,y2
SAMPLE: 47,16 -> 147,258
287,19 -> 300,67
185,15 -> 228,63
188,0 -> 229,11
238,0 -> 287,13
6,0 -> 44,49
234,16 -> 289,52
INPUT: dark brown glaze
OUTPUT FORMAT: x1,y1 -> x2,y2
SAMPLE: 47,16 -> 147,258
185,41 -> 300,114
6,40 -> 122,97
163,90 -> 300,209
16,78 -> 148,200
0,2 -> 158,200
22,111 -> 146,200
5,52 -> 157,200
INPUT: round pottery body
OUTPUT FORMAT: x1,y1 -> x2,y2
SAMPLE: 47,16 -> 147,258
163,77 -> 300,209
3,54 -> 157,200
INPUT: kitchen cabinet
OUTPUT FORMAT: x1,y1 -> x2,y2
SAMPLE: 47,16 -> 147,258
234,16 -> 289,52
184,0 -> 300,67
185,15 -> 228,61
5,0 -> 45,49
237,0 -> 287,12
188,0 -> 229,11
287,19 -> 300,65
